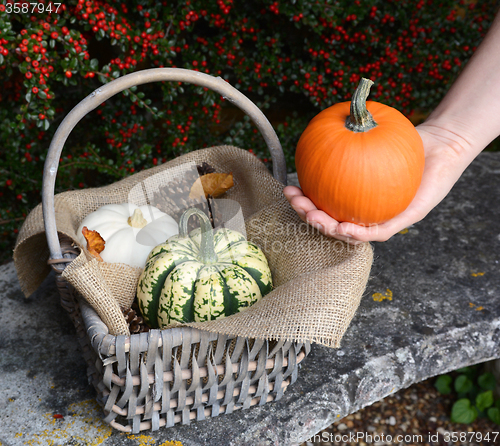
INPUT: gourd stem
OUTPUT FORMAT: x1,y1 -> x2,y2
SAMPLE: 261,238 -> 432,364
128,208 -> 148,228
179,208 -> 218,264
345,78 -> 378,132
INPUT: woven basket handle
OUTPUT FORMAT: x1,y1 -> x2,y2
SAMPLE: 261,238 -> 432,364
42,68 -> 286,260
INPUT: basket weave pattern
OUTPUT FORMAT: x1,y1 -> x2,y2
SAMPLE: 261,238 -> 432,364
51,234 -> 310,433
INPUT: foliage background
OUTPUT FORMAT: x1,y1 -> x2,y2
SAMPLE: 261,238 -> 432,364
0,0 -> 498,262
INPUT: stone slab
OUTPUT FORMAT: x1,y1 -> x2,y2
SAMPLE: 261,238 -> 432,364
1,152 -> 499,445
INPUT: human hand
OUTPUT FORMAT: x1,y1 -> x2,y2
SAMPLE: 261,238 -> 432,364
284,122 -> 475,243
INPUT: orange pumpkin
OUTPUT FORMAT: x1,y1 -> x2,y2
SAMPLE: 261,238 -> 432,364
295,78 -> 425,226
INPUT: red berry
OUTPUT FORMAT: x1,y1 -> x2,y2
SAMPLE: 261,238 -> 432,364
32,87 -> 39,94
65,71 -> 72,78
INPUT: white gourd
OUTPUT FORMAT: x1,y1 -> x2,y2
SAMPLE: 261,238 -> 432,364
76,203 -> 179,268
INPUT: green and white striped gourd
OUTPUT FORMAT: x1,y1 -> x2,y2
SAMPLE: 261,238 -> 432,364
136,207 -> 272,328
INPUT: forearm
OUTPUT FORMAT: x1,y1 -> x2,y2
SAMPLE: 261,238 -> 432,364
423,11 -> 500,162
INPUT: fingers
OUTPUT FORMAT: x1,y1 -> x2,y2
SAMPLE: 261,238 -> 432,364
303,209 -> 356,243
335,221 -> 392,243
283,186 -> 316,221
282,185 -> 303,199
283,186 -> 423,242
283,186 -> 418,242
306,216 -> 398,244
336,207 -> 422,242
283,186 -> 360,244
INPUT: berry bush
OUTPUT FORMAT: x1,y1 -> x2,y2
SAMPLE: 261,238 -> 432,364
0,0 -> 497,262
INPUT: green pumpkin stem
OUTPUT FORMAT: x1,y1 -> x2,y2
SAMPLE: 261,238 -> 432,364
345,78 -> 378,133
179,208 -> 218,264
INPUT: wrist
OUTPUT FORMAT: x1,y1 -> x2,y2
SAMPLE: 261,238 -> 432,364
418,113 -> 487,161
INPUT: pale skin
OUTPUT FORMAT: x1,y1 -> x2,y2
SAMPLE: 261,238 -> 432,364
284,12 -> 500,243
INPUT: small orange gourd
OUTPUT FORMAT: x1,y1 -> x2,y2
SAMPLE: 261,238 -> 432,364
295,78 -> 425,226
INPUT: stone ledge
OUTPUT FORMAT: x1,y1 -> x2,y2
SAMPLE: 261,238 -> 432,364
1,152 -> 499,445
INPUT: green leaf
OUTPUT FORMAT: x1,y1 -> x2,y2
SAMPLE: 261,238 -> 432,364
451,399 -> 478,424
478,372 -> 497,390
455,374 -> 473,394
476,390 -> 494,412
434,375 -> 453,394
488,407 -> 500,425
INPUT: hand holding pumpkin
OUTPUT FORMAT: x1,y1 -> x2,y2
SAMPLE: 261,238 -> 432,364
284,122 -> 477,242
288,78 -> 425,242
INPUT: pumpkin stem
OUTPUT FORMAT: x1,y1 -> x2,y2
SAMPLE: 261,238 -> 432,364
179,208 -> 218,264
128,208 -> 148,228
345,78 -> 378,133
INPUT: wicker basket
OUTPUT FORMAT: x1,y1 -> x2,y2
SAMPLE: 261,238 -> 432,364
42,68 -> 311,433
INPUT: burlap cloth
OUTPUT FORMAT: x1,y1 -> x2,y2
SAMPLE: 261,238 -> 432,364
14,145 -> 373,347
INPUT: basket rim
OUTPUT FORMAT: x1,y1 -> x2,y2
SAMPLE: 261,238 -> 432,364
78,295 -> 310,357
